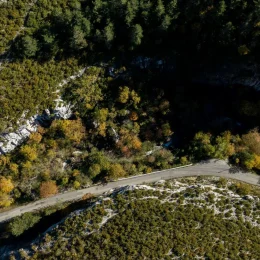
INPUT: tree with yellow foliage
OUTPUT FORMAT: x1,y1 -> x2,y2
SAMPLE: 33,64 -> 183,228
241,129 -> 260,155
29,132 -> 42,144
130,90 -> 141,107
0,176 -> 14,208
9,163 -> 19,176
107,164 -> 126,180
94,108 -> 109,122
131,136 -> 142,150
97,122 -> 107,137
50,119 -> 86,144
0,176 -> 14,193
20,145 -> 38,161
118,86 -> 130,103
118,128 -> 142,153
244,154 -> 260,170
0,193 -> 13,208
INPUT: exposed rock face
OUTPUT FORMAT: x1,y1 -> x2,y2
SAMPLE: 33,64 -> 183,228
0,116 -> 38,154
53,99 -> 73,119
0,100 -> 73,154
0,68 -> 86,154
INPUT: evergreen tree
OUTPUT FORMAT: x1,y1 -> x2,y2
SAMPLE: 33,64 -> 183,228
130,24 -> 143,46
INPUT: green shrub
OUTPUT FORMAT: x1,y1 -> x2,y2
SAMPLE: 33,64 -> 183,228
8,212 -> 41,236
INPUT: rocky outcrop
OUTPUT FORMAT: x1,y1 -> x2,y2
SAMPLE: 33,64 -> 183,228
0,68 -> 86,154
0,116 -> 38,154
0,100 -> 73,154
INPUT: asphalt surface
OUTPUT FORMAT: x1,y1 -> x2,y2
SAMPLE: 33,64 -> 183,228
0,160 -> 259,223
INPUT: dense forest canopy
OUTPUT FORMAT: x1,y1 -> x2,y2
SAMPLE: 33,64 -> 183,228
1,0 -> 260,125
7,0 -> 260,59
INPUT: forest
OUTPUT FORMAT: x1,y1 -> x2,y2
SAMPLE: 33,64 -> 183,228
4,177 -> 260,259
1,0 -> 260,209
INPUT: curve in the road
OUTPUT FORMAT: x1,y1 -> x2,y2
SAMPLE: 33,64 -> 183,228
0,160 -> 259,223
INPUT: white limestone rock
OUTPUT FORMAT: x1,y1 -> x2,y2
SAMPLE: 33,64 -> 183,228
0,68 -> 87,154
0,100 -> 73,154
0,117 -> 38,154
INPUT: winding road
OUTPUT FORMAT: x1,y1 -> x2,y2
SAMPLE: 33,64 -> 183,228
0,159 -> 259,223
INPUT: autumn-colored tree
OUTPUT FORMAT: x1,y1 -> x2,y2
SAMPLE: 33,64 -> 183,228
46,139 -> 58,149
50,119 -> 86,144
244,154 -> 260,170
0,176 -> 14,208
118,129 -> 142,152
241,129 -> 260,155
0,193 -> 13,208
121,145 -> 132,157
129,111 -> 138,121
72,170 -> 80,177
9,163 -> 19,176
0,176 -> 14,193
40,181 -> 58,198
37,126 -> 46,135
20,161 -> 33,180
94,108 -> 109,122
107,164 -> 126,180
97,122 -> 107,137
130,90 -> 141,107
20,145 -> 38,161
29,132 -> 42,143
234,182 -> 252,195
118,86 -> 130,103
131,136 -> 142,150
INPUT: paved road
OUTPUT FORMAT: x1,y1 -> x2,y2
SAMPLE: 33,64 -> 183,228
0,160 -> 259,223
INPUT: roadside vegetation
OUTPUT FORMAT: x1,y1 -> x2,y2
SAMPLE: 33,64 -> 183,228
7,177 -> 260,259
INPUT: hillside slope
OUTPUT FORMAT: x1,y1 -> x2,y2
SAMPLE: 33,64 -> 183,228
12,177 -> 260,259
